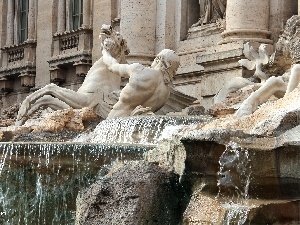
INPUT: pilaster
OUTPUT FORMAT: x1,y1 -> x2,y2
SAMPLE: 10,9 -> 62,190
6,0 -> 14,46
28,0 -> 37,40
82,0 -> 91,29
57,0 -> 66,33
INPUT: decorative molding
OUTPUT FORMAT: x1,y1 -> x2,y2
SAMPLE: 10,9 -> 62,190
49,28 -> 93,79
0,41 -> 37,91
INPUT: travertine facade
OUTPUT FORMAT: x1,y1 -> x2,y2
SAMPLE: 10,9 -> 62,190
0,0 -> 298,113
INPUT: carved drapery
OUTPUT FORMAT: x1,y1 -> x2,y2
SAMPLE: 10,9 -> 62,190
192,0 -> 226,27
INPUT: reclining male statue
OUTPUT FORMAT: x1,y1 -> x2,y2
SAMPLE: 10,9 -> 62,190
235,15 -> 300,116
15,24 -> 196,125
15,25 -> 130,126
101,38 -> 181,118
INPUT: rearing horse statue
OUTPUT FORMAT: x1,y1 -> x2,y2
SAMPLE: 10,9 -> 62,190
15,25 -> 130,125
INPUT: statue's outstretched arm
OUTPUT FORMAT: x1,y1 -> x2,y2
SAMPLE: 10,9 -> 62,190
102,49 -> 131,78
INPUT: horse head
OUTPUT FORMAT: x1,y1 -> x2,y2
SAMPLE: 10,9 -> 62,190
99,24 -> 130,64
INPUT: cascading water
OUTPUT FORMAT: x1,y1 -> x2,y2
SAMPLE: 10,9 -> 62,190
0,143 -> 148,224
74,116 -> 209,145
0,115 -> 210,224
217,141 -> 253,225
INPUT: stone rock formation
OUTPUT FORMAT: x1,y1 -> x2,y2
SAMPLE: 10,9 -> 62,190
0,107 -> 99,142
32,107 -> 99,133
76,161 -> 184,225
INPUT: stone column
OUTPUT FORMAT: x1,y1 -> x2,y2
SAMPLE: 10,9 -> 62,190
28,0 -> 36,40
221,0 -> 272,44
57,0 -> 66,33
299,0 -> 300,15
82,0 -> 91,28
6,0 -> 14,46
120,0 -> 157,65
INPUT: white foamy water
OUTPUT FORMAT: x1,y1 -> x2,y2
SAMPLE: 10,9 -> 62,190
74,116 -> 206,145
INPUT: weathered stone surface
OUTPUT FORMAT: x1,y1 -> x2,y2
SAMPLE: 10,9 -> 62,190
32,107 -> 99,133
0,104 -> 20,127
183,192 -> 300,225
209,84 -> 261,117
145,138 -> 186,177
192,87 -> 300,136
0,107 -> 99,141
76,161 -> 183,225
183,191 -> 225,224
232,87 -> 300,136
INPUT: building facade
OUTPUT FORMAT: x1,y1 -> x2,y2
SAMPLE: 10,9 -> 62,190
0,0 -> 299,113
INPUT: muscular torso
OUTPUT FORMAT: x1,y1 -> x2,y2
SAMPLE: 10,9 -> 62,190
107,66 -> 170,118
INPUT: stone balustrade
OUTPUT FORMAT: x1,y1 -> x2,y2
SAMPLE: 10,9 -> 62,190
8,48 -> 24,63
0,41 -> 37,91
48,28 -> 93,83
60,34 -> 80,51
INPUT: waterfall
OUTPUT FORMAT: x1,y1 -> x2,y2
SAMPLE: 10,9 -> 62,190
74,116 -> 208,145
217,141 -> 253,225
0,143 -> 148,225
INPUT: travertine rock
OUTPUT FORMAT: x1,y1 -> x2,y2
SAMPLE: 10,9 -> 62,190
76,161 -> 182,225
0,104 -> 20,127
209,84 -> 261,117
0,107 -> 99,141
187,87 -> 300,137
232,87 -> 300,136
183,191 -> 225,224
32,107 -> 99,133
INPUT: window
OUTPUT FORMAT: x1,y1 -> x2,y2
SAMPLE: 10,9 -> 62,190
70,0 -> 83,30
19,0 -> 29,43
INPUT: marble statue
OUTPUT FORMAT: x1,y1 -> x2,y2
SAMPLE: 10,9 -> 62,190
239,42 -> 270,83
102,38 -> 180,118
213,42 -> 271,104
236,15 -> 300,117
15,25 -> 130,125
193,0 -> 226,27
